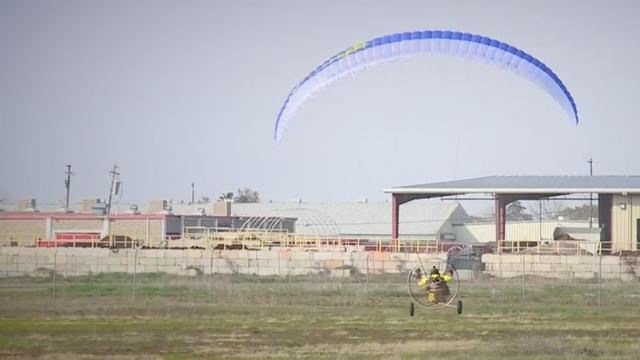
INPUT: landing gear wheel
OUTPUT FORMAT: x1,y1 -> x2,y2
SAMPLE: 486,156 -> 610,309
457,300 -> 463,314
409,302 -> 415,317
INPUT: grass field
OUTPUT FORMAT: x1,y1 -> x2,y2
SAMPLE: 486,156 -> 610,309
0,273 -> 639,359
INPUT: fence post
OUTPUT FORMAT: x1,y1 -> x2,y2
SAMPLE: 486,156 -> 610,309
63,252 -> 67,278
619,252 -> 622,281
210,248 -> 214,300
133,247 -> 138,301
365,252 -> 370,298
288,252 -> 294,301
598,254 -> 602,307
521,255 -> 525,301
52,248 -> 57,300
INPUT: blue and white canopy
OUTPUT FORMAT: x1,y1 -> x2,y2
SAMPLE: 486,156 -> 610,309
275,30 -> 578,143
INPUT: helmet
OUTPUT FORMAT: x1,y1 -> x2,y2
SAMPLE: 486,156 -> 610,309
414,268 -> 422,280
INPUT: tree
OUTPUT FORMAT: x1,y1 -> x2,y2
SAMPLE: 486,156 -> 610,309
542,200 -> 565,220
218,192 -> 234,201
506,201 -> 533,221
233,188 -> 260,203
557,204 -> 597,220
528,199 -> 566,220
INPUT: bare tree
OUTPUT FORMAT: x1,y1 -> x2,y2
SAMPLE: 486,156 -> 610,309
542,199 -> 565,219
529,199 -> 566,220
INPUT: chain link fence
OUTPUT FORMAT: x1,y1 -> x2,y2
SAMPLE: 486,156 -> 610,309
1,249 -> 639,311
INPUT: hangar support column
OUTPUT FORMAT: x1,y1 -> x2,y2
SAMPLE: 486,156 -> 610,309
495,196 -> 507,253
494,193 -> 556,254
391,195 -> 399,249
391,193 -> 435,252
598,194 -> 612,246
495,194 -> 528,254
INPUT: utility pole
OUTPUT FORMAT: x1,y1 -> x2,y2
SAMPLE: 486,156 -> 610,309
64,164 -> 73,210
587,158 -> 593,228
191,182 -> 195,204
106,164 -> 120,215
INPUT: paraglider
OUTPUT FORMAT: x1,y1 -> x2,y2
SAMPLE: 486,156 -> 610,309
274,30 -> 578,143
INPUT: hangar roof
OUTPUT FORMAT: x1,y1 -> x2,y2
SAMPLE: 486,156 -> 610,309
385,176 -> 640,195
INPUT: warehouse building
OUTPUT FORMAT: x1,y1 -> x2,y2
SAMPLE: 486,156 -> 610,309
0,199 -> 295,247
385,175 -> 640,253
172,200 -> 470,242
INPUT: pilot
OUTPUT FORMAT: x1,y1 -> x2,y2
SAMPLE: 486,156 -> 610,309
415,268 -> 428,288
441,269 -> 454,298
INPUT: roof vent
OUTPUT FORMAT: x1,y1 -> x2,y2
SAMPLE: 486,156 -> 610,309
128,204 -> 141,215
16,198 -> 37,212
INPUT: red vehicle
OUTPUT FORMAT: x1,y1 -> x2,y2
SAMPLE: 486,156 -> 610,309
37,232 -> 101,248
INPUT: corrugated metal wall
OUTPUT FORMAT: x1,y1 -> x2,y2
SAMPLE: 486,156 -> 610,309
611,194 -> 639,251
453,220 -> 591,243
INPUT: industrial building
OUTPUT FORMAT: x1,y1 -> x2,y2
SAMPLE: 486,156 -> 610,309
175,200 -> 469,241
0,196 -> 469,247
2,175 -> 640,253
0,199 -> 295,247
385,175 -> 640,253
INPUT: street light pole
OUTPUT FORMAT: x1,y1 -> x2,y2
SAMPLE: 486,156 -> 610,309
191,182 -> 195,204
64,164 -> 73,210
106,164 -> 119,215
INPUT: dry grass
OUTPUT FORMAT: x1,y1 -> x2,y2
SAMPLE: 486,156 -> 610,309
0,274 -> 639,359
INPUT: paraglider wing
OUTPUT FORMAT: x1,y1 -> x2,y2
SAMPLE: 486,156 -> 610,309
274,30 -> 578,143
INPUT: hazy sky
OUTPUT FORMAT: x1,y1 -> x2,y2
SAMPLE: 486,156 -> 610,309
1,0 -> 639,207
